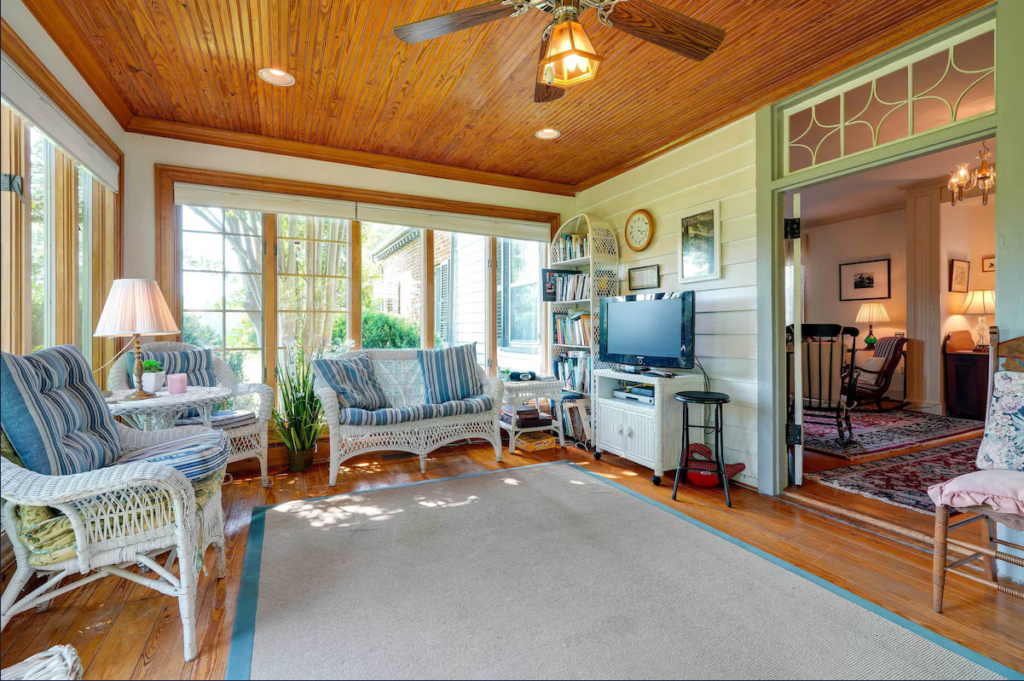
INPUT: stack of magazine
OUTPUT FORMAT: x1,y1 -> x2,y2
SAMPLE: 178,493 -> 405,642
559,394 -> 592,447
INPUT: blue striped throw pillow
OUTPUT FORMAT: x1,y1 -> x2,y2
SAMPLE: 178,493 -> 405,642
125,348 -> 218,388
1,346 -> 121,476
417,343 -> 483,404
311,354 -> 390,410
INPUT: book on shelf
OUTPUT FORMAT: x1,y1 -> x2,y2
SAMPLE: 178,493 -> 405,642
552,312 -> 592,347
553,352 -> 591,394
542,270 -> 591,302
559,396 -> 592,445
501,404 -> 541,419
553,232 -> 589,262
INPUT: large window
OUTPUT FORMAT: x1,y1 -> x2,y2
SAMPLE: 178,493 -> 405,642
29,127 -> 50,351
361,223 -> 422,349
497,238 -> 544,374
435,232 -> 487,367
277,214 -> 349,355
180,206 -> 264,383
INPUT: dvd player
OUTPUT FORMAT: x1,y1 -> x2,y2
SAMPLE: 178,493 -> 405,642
612,390 -> 655,405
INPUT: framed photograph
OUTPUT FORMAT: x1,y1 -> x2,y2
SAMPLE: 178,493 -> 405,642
981,256 -> 995,273
628,264 -> 660,291
839,258 -> 891,301
949,259 -> 970,293
677,202 -> 721,284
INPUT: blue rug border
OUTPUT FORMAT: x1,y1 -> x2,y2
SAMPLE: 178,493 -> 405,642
224,460 -> 1022,680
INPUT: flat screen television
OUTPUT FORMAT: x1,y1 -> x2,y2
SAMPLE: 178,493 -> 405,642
598,292 -> 695,370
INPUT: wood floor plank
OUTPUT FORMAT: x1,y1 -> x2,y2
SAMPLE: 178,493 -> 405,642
3,442 -> 1021,678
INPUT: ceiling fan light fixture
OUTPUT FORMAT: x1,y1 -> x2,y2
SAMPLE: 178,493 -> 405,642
535,128 -> 561,140
538,18 -> 602,88
258,68 -> 295,87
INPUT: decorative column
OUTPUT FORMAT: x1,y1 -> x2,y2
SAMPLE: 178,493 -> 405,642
901,181 -> 943,412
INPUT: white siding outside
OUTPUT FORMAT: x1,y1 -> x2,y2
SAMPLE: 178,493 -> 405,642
575,115 -> 759,486
452,233 -> 487,367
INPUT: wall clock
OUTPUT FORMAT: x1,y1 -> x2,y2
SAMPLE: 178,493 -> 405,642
625,209 -> 654,252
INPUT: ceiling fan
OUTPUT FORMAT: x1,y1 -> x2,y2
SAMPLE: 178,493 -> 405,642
394,0 -> 726,103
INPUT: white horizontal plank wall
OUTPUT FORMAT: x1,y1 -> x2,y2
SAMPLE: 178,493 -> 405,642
576,115 -> 759,486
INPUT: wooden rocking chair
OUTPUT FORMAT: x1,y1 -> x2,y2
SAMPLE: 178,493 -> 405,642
788,324 -> 860,446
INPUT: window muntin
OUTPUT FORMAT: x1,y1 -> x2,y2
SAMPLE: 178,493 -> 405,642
181,205 -> 265,383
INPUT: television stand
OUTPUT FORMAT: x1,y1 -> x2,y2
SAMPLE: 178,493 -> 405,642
594,369 -> 704,485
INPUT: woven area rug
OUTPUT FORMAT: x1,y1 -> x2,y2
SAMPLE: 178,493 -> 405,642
227,462 -> 1014,680
806,437 -> 982,513
803,409 -> 983,459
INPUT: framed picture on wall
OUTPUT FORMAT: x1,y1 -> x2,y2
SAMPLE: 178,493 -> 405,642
839,258 -> 891,301
949,259 -> 971,293
677,202 -> 721,284
982,256 -> 995,273
628,264 -> 660,291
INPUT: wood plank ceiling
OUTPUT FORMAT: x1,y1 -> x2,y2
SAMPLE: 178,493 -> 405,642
28,0 -> 990,190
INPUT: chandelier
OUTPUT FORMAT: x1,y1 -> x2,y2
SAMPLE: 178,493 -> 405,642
948,141 -> 996,207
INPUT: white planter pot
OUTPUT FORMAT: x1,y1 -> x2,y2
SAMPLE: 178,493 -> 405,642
142,371 -> 166,393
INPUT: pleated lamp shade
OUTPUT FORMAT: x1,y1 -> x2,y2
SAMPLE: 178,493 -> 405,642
855,302 -> 890,324
957,289 -> 996,315
94,279 -> 179,337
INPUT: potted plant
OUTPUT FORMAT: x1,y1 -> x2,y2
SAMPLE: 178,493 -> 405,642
140,359 -> 166,393
272,349 -> 326,472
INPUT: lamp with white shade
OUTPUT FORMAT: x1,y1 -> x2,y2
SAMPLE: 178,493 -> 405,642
94,279 -> 179,401
855,302 -> 890,349
957,289 -> 996,351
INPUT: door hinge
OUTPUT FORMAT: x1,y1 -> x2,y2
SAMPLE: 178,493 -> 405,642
786,423 -> 803,446
784,218 -> 801,240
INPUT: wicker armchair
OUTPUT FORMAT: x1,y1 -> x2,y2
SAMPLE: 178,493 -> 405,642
315,349 -> 504,486
1,424 -> 225,662
0,645 -> 83,680
108,341 -> 273,487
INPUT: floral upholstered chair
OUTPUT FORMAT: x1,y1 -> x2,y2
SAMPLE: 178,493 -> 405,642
930,327 -> 1024,612
1,346 -> 230,662
108,341 -> 274,487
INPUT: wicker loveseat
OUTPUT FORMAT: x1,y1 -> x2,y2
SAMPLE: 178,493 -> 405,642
108,341 -> 274,487
314,349 -> 504,486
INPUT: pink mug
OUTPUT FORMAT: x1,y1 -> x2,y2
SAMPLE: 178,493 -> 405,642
167,373 -> 188,394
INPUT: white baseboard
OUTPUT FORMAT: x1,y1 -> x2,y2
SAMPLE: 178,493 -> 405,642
904,401 -> 943,415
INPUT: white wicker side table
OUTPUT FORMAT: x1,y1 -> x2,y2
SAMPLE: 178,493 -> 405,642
106,386 -> 231,431
0,645 -> 83,680
500,379 -> 565,455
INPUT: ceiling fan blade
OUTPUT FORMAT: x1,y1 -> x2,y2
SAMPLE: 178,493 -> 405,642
394,1 -> 517,44
535,33 -> 565,103
607,0 -> 725,62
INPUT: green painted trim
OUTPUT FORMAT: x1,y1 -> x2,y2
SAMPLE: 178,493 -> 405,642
755,106 -> 787,495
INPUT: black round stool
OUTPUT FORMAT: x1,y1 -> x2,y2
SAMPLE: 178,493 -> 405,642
673,391 -> 733,508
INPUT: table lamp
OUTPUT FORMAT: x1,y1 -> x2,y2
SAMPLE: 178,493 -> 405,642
957,289 -> 996,351
94,279 -> 179,401
855,302 -> 889,349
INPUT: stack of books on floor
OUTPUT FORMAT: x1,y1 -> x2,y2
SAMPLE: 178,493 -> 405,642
501,404 -> 552,429
559,395 -> 592,446
553,312 -> 592,346
553,232 -> 589,261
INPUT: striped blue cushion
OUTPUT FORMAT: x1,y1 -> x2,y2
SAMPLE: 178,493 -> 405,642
125,348 -> 217,389
417,344 -> 483,404
112,431 -> 230,481
1,346 -> 121,476
311,355 -> 390,410
176,410 -> 257,430
338,395 -> 492,426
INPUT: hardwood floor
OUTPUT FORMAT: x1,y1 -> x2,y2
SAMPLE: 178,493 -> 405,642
2,442 -> 1022,678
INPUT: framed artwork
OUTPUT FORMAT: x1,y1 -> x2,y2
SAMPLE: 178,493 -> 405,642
839,258 -> 891,301
949,259 -> 970,293
981,256 -> 995,273
677,202 -> 721,284
628,264 -> 660,291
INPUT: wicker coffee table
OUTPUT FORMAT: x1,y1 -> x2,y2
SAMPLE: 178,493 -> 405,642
107,385 -> 231,431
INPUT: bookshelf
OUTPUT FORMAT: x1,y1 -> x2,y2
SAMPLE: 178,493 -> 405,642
546,213 -> 619,447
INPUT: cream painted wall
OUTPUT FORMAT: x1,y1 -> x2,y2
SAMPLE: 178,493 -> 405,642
0,0 -> 125,150
804,210 -> 907,342
969,203 -> 996,291
575,116 -> 759,487
940,196 -> 996,348
123,133 -> 577,279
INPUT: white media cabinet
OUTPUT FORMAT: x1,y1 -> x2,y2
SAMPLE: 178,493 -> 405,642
593,369 -> 705,485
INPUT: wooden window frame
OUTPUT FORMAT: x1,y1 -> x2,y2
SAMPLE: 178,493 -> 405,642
155,165 -> 560,387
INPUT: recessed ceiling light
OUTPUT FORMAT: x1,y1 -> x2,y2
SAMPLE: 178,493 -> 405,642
258,68 -> 295,87
535,128 -> 561,140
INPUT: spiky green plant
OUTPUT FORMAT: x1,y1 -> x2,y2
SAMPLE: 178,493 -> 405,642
141,359 -> 164,373
272,348 -> 326,452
